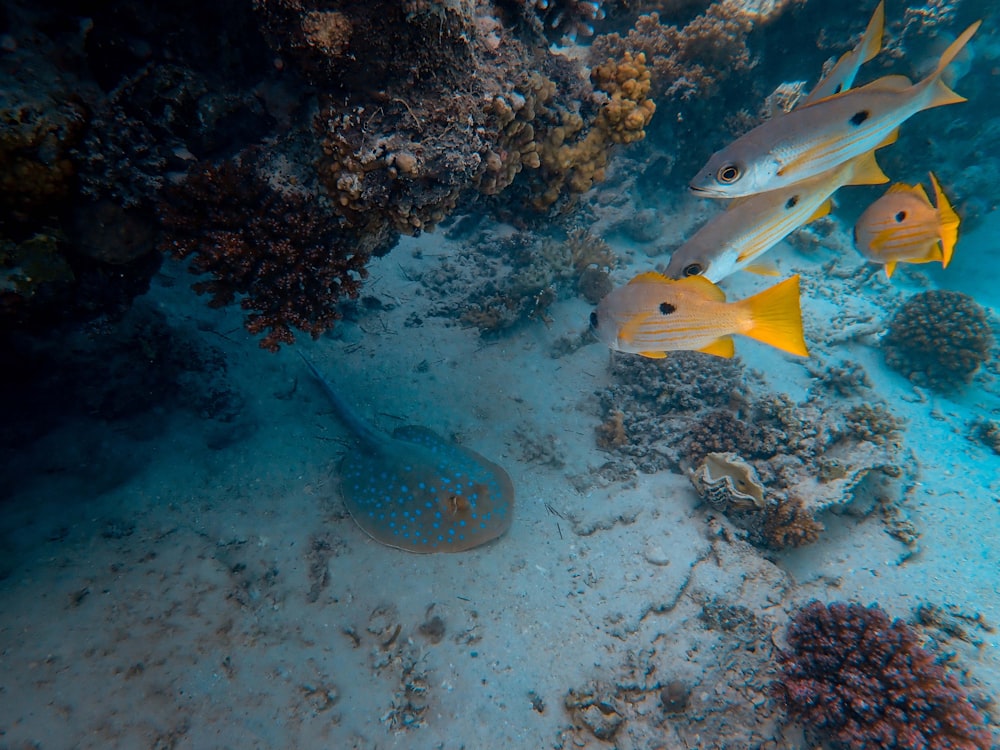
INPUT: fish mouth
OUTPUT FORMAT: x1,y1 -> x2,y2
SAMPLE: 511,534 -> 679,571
688,184 -> 725,197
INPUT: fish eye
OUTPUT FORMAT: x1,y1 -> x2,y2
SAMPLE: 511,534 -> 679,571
894,211 -> 906,223
683,263 -> 704,277
717,164 -> 741,184
589,311 -> 599,329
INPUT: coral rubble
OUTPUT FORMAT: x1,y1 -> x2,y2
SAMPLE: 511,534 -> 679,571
596,353 -> 916,550
882,290 -> 995,390
774,601 -> 993,750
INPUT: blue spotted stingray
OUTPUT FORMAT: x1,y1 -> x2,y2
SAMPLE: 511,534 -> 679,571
302,357 -> 514,553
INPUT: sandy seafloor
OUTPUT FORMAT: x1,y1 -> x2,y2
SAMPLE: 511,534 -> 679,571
1,195 -> 999,749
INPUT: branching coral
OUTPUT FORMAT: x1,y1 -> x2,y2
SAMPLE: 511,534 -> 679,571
883,291 -> 995,390
159,151 -> 387,351
773,601 -> 992,750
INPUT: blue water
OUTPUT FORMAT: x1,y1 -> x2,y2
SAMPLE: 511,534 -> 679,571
1,1 -> 998,748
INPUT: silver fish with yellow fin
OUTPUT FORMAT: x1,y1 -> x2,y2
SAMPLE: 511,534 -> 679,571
666,150 -> 887,283
853,172 -> 960,278
689,19 -> 980,198
591,273 -> 808,359
802,1 -> 885,105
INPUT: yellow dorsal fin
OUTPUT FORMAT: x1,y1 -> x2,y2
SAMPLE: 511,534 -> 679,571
676,273 -> 727,301
806,198 -> 832,223
929,171 -> 960,268
639,350 -> 668,359
886,182 -> 919,196
887,181 -> 931,204
737,275 -> 809,357
884,260 -> 897,278
698,337 -> 735,358
923,20 -> 980,106
743,260 -> 781,277
628,271 -> 671,285
844,150 -> 889,186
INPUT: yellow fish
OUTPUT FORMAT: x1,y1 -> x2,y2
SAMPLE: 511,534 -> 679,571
802,1 -> 885,105
665,150 -> 887,283
689,20 -> 980,198
853,172 -> 960,278
590,273 -> 808,359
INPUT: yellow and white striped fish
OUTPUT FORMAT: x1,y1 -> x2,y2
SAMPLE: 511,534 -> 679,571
590,273 -> 808,359
665,150 -> 887,282
689,20 -> 980,198
802,2 -> 884,106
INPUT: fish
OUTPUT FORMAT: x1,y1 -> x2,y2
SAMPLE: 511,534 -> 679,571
688,20 -> 980,198
853,172 -> 960,278
301,356 -> 514,553
590,272 -> 808,359
801,1 -> 885,105
665,150 -> 888,283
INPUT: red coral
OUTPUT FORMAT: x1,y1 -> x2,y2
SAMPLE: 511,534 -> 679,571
774,601 -> 993,750
159,152 -> 377,352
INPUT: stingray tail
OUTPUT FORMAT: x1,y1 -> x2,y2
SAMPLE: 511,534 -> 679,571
299,353 -> 383,449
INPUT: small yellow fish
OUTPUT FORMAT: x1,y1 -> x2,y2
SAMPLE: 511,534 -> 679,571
665,150 -> 887,283
802,1 -> 884,105
590,273 -> 808,359
853,172 -> 960,278
689,20 -> 980,198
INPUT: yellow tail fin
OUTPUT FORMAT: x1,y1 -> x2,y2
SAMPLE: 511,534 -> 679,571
739,275 -> 809,357
923,20 -> 980,107
928,172 -> 960,268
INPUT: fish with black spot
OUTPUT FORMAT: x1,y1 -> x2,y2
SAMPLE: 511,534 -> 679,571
853,172 -> 960,278
590,273 -> 808,359
689,19 -> 980,198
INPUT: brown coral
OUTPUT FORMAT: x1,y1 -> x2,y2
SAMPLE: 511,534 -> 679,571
763,496 -> 823,549
159,151 -> 387,351
596,410 -> 627,450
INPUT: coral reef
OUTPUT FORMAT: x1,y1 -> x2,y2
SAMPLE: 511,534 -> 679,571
762,496 -> 823,550
774,601 -> 993,750
843,404 -> 905,446
882,291 -> 995,390
595,352 -> 916,550
589,0 -> 801,182
420,227 -> 616,335
159,151 -> 385,351
532,51 -> 656,209
680,409 -> 780,466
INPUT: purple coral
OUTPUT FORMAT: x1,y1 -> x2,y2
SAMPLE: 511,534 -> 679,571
773,601 -> 993,750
